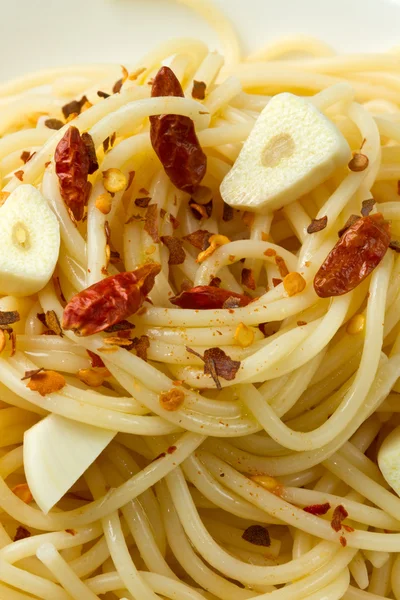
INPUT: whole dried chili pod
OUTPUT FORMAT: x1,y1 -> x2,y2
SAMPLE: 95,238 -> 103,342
62,263 -> 161,336
170,285 -> 252,309
150,66 -> 207,193
314,213 -> 390,298
54,126 -> 92,221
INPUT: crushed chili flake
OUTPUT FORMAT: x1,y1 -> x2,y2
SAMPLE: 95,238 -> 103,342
14,170 -> 24,181
303,503 -> 330,516
338,214 -> 360,238
12,484 -> 33,504
81,132 -> 99,174
14,526 -> 31,542
209,276 -> 221,287
241,268 -> 256,290
389,240 -> 400,253
307,216 -> 328,234
159,387 -> 185,411
170,286 -> 251,310
167,445 -> 177,454
104,220 -> 111,245
8,330 -> 16,357
161,235 -> 186,265
275,256 -> 289,277
135,196 -> 151,208
113,78 -> 123,93
103,137 -> 110,153
26,370 -> 66,396
361,198 -> 376,217
65,528 -> 77,536
103,168 -> 126,193
343,524 -> 354,533
87,350 -> 105,368
283,272 -> 306,297
110,132 -> 116,147
44,118 -> 64,130
21,368 -> 44,381
0,311 -> 20,328
242,525 -> 271,547
96,192 -> 112,215
0,330 -> 6,354
183,229 -> 212,251
186,346 -> 241,389
264,248 -> 276,257
297,320 -> 307,326
272,278 -> 282,287
43,310 -> 63,336
154,452 -> 166,460
97,90 -> 110,99
223,203 -> 234,222
20,150 -> 31,164
126,170 -> 135,190
139,187 -> 150,195
0,191 -> 10,206
348,153 -> 369,172
131,335 -> 150,361
234,322 -> 254,348
197,234 -> 230,263
62,96 -> 88,119
169,213 -> 180,230
339,536 -> 347,547
104,320 -> 134,333
331,505 -> 348,532
144,204 -> 160,243
189,199 -> 212,220
126,213 -> 145,224
160,208 -> 167,219
192,80 -> 207,100
104,336 -> 135,347
78,367 -> 110,387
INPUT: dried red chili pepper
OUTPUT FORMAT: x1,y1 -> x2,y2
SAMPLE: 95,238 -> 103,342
314,213 -> 390,298
150,66 -> 207,193
170,285 -> 252,309
62,263 -> 161,336
54,126 -> 91,221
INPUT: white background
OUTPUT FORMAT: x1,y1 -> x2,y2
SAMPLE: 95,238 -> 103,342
0,0 -> 399,81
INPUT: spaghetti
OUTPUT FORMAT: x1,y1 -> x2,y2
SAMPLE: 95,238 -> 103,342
0,0 -> 399,598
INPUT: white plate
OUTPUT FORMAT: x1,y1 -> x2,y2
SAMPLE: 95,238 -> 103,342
0,0 -> 399,82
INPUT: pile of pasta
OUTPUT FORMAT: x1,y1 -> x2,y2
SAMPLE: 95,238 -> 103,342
0,1 -> 400,599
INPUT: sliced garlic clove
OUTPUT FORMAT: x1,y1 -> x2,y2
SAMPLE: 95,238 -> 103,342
220,92 -> 351,213
24,415 -> 115,513
0,184 -> 60,297
378,426 -> 400,497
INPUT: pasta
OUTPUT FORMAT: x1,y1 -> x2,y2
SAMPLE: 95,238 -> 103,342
0,0 -> 399,598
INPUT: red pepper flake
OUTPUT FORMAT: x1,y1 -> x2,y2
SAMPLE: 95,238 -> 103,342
169,213 -> 180,230
110,132 -> 117,147
103,137 -> 110,153
307,216 -> 328,234
343,524 -> 354,533
26,370 -> 66,396
65,528 -> 77,536
223,203 -> 234,222
159,387 -> 185,411
81,132 -> 99,174
275,256 -> 289,278
303,503 -> 330,516
126,213 -> 145,224
315,214 -> 390,298
186,346 -> 241,389
297,320 -> 307,326
97,90 -> 110,99
45,118 -> 64,130
104,320 -> 134,333
361,198 -> 375,217
113,78 -> 123,94
62,96 -> 88,119
135,196 -> 151,208
241,268 -> 256,290
0,311 -> 20,327
331,505 -> 348,532
170,286 -> 252,309
272,278 -> 282,287
14,170 -> 24,181
189,199 -> 212,220
150,67 -> 207,193
167,445 -> 177,454
21,368 -> 44,381
130,335 -> 150,361
126,170 -> 135,190
154,452 -> 166,460
183,229 -> 212,251
264,248 -> 276,257
38,310 -> 63,336
144,204 -> 160,243
339,536 -> 347,547
20,150 -> 33,164
389,240 -> 400,253
192,80 -> 207,100
62,264 -> 161,336
242,525 -> 271,547
209,276 -> 221,288
87,349 -> 105,368
139,187 -> 150,195
161,235 -> 186,265
14,526 -> 31,541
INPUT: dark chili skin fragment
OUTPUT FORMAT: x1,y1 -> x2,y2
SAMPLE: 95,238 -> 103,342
170,285 -> 252,310
314,213 -> 390,298
150,66 -> 207,193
